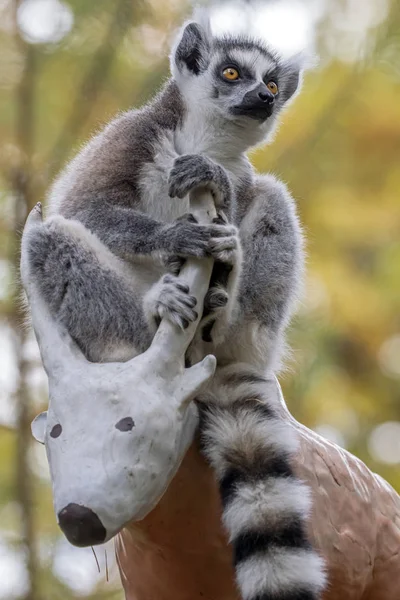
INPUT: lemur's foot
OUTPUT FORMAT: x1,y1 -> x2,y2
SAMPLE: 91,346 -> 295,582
201,285 -> 230,343
204,286 -> 229,311
200,211 -> 242,344
208,211 -> 240,265
143,274 -> 198,331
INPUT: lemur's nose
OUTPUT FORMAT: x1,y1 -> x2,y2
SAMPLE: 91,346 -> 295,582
58,503 -> 106,547
258,88 -> 274,103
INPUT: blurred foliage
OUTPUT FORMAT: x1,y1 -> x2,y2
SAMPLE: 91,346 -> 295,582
0,0 -> 399,597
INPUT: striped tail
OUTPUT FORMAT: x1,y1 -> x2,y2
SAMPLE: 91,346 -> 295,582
200,365 -> 326,600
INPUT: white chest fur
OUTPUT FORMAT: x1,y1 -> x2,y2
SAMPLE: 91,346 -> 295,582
139,117 -> 249,224
139,131 -> 189,223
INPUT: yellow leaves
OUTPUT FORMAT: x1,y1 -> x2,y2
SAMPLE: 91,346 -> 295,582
0,426 -> 16,507
273,56 -> 400,479
307,185 -> 399,247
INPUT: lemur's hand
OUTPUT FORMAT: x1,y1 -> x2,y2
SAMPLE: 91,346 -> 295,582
168,154 -> 232,209
163,213 -> 239,264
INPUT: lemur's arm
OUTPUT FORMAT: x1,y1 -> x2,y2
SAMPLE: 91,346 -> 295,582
66,198 -> 236,264
54,134 -> 236,265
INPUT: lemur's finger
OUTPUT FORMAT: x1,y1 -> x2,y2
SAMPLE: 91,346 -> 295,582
163,274 -> 190,294
209,235 -> 238,252
204,287 -> 229,309
176,213 -> 198,224
164,255 -> 185,276
179,318 -> 190,330
157,302 -> 198,330
168,294 -> 197,310
155,274 -> 199,329
210,249 -> 238,264
160,308 -> 189,330
207,224 -> 237,238
212,211 -> 229,225
176,282 -> 190,294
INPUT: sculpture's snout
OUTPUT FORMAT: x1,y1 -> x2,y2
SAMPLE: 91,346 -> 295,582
58,503 -> 106,547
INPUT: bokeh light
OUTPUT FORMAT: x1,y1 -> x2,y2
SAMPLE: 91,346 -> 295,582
17,0 -> 73,44
378,335 -> 400,380
368,422 -> 400,464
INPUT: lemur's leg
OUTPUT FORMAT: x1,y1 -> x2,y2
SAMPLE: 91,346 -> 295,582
214,174 -> 304,369
200,210 -> 242,345
26,216 -> 151,363
199,169 -> 302,350
238,175 -> 303,332
26,216 -> 198,363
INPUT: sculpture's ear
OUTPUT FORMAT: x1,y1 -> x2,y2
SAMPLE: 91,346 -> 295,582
179,355 -> 216,407
171,22 -> 211,77
31,411 -> 48,444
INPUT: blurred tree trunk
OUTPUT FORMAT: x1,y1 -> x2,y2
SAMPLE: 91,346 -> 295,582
49,0 -> 137,174
10,2 -> 38,599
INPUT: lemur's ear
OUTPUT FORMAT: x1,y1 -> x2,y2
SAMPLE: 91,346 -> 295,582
280,51 -> 314,103
281,66 -> 302,102
172,22 -> 211,77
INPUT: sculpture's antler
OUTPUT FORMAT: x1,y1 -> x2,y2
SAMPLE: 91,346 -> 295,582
124,187 -> 218,401
20,203 -> 87,376
145,188 -> 216,368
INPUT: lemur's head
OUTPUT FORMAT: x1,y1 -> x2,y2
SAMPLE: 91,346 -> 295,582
171,19 -> 305,141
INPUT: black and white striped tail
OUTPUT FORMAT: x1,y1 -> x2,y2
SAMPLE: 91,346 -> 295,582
200,365 -> 326,600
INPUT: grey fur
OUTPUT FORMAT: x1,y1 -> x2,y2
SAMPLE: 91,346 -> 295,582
26,216 -> 152,363
27,17 -> 324,600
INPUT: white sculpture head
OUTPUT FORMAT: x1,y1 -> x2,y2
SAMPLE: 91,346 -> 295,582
22,203 -> 216,546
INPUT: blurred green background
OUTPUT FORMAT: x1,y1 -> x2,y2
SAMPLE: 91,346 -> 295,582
0,0 -> 399,597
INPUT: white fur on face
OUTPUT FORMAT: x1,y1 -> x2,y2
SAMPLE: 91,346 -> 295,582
174,47 -> 283,159
208,47 -> 278,111
220,48 -> 277,79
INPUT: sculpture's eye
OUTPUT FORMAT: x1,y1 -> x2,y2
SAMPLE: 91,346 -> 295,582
266,80 -> 278,95
115,417 -> 135,432
50,424 -> 62,438
223,67 -> 240,81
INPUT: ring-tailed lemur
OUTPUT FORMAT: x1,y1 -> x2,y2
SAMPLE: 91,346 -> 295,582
26,16 -> 326,600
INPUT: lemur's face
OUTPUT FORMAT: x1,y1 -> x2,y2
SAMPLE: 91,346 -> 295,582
172,23 -> 302,126
210,42 -> 287,122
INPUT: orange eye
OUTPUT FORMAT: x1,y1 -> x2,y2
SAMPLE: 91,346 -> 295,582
267,81 -> 278,95
223,67 -> 240,81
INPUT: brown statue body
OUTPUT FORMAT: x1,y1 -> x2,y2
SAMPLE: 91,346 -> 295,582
116,386 -> 400,600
